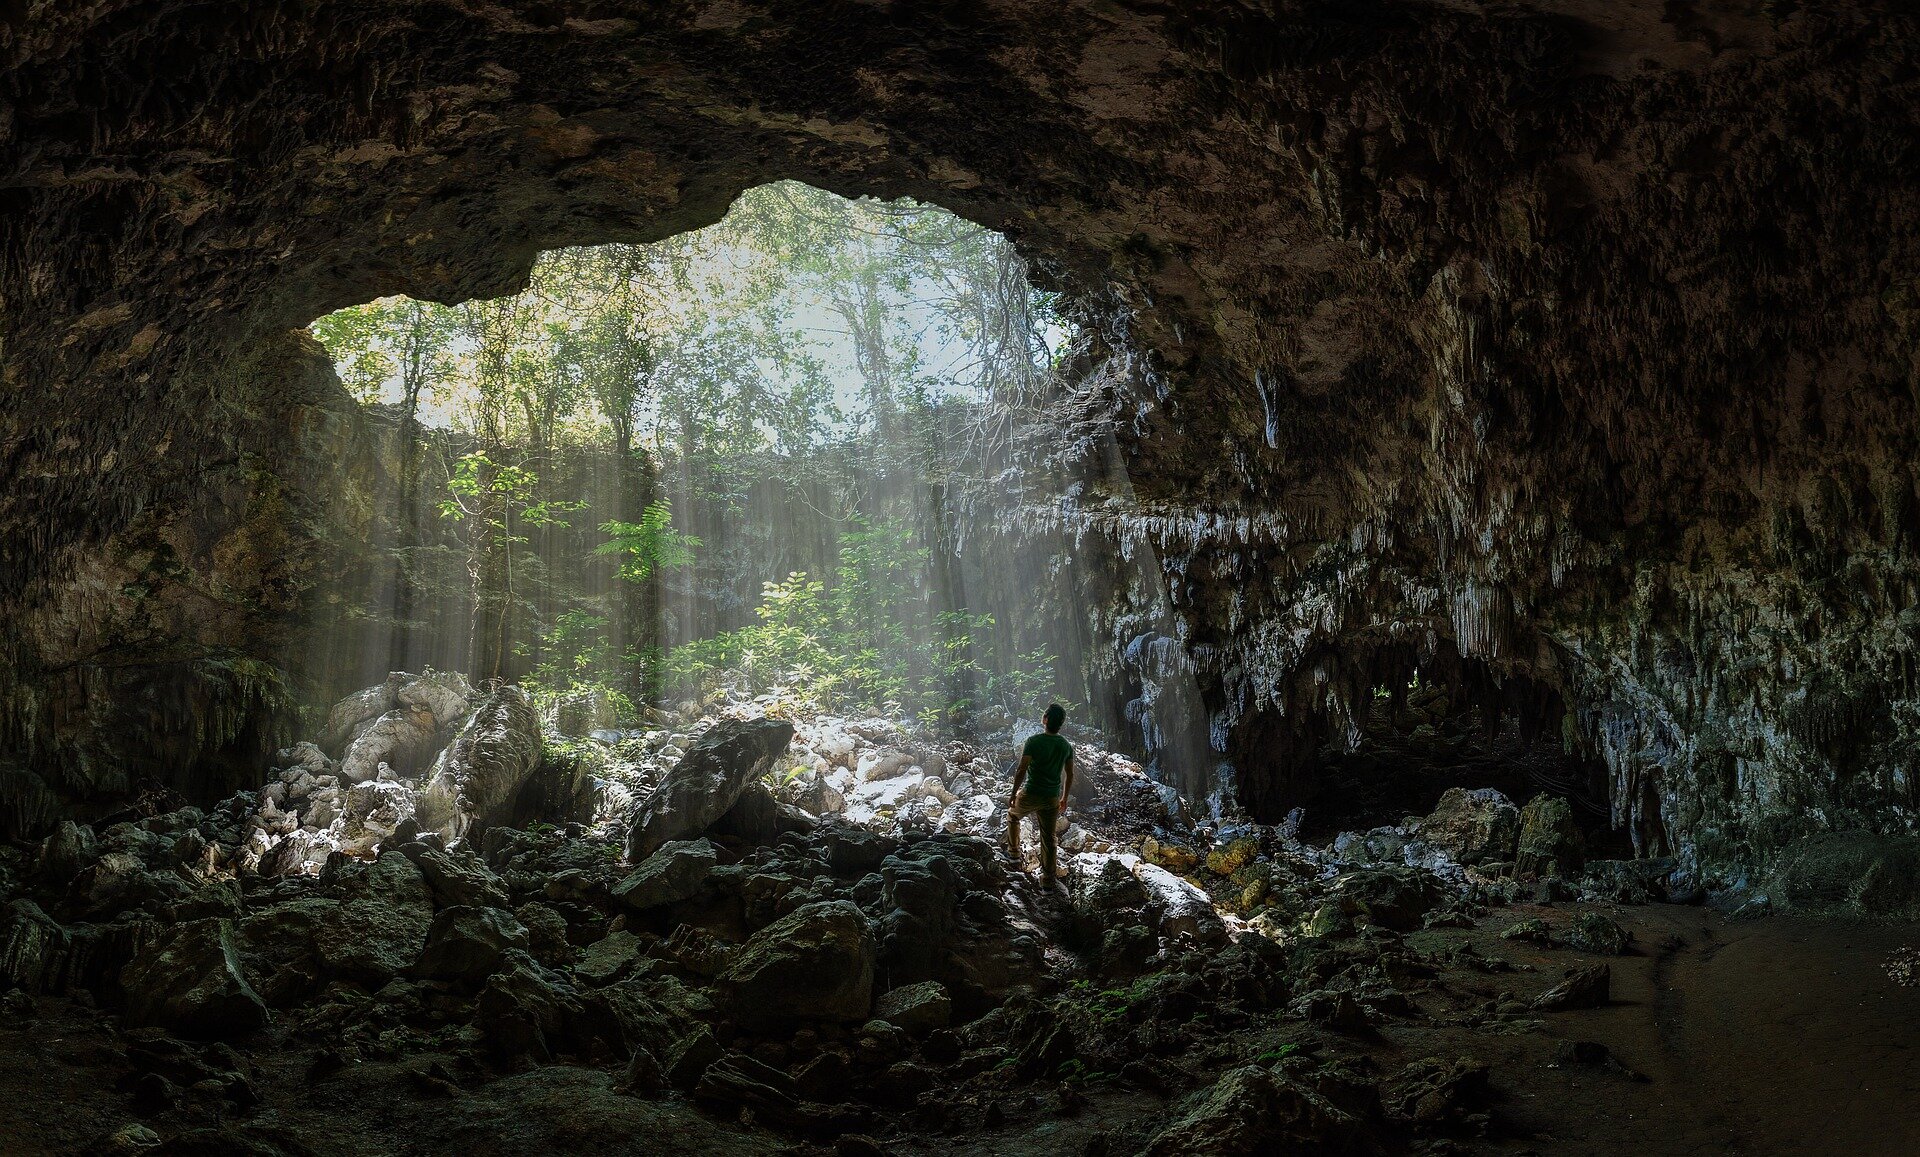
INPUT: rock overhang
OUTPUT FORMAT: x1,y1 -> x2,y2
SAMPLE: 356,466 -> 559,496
3,2 -> 1919,876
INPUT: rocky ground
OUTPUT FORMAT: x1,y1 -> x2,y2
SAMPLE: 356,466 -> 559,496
2,675 -> 1917,1155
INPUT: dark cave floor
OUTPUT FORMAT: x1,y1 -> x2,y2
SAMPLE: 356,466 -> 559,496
5,901 -> 1916,1156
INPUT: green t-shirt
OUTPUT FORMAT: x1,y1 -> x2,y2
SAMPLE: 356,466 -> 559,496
1021,732 -> 1074,799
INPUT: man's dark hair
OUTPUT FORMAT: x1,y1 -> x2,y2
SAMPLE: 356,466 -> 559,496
1044,703 -> 1066,733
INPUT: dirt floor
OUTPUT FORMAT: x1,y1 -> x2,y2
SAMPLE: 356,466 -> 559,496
1481,906 -> 1920,1156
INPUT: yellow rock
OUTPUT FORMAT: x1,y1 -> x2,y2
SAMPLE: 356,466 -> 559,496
1140,836 -> 1200,874
1205,836 -> 1260,877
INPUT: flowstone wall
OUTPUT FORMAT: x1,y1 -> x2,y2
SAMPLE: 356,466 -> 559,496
5,2 -> 1920,880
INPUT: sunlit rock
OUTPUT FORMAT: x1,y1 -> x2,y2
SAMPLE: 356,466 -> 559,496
416,687 -> 544,844
625,718 -> 794,861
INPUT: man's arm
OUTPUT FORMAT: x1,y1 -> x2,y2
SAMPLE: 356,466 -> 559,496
1010,754 -> 1030,804
1060,752 -> 1074,812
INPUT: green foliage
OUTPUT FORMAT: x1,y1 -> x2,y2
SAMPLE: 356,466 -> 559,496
307,182 -> 1075,715
438,452 -> 582,529
664,517 -> 1064,722
595,501 -> 701,582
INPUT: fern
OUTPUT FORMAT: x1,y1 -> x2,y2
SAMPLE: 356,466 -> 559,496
596,500 -> 701,582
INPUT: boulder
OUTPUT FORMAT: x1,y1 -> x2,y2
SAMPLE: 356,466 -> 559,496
554,688 -> 616,738
414,906 -> 530,985
515,902 -> 574,968
856,749 -> 916,783
120,918 -> 269,1038
397,842 -> 509,909
396,669 -> 474,729
1534,963 -> 1611,1010
1205,836 -> 1261,877
575,930 -> 647,986
345,779 -> 415,827
339,708 -> 439,783
1769,832 -> 1920,915
1564,912 -> 1632,955
1515,794 -> 1586,879
1331,866 -> 1443,931
612,839 -> 717,911
416,686 -> 544,843
37,820 -> 97,886
782,774 -> 846,818
322,682 -> 396,756
709,781 -> 780,847
1384,1056 -> 1492,1124
274,741 -> 331,775
1141,1065 -> 1362,1155
1416,787 -> 1521,866
0,899 -> 72,993
873,980 -> 951,1036
820,825 -> 899,875
1140,836 -> 1200,874
313,851 -> 433,983
715,900 -> 875,1028
233,895 -> 336,1003
626,718 -> 795,861
474,951 -> 592,1062
1132,862 -> 1227,943
602,971 -> 717,1065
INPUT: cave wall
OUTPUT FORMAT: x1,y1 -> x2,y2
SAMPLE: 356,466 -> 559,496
5,1 -> 1920,878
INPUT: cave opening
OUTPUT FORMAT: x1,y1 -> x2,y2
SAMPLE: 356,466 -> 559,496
292,181 -> 1139,764
14,7 -> 1920,1150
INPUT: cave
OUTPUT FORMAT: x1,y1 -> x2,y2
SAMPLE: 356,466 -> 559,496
5,3 -> 1920,1153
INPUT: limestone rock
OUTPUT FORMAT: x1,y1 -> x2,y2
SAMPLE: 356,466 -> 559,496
612,838 -> 716,911
338,708 -> 438,784
873,980 -> 951,1036
554,688 -> 615,738
715,899 -> 874,1028
322,682 -> 396,756
575,930 -> 647,987
514,902 -> 574,968
1534,963 -> 1611,1010
1132,861 -> 1227,944
1515,794 -> 1585,879
625,718 -> 794,861
395,669 -> 474,729
0,899 -> 72,993
709,781 -> 780,847
1332,866 -> 1443,931
36,820 -> 96,886
120,918 -> 269,1039
1385,1056 -> 1492,1124
1564,912 -> 1631,955
398,841 -> 509,909
474,951 -> 592,1063
415,686 -> 544,843
1141,1065 -> 1362,1155
1416,787 -> 1521,866
313,851 -> 432,983
415,905 -> 530,985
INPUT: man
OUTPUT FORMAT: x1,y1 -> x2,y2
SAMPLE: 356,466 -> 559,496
1008,702 -> 1074,887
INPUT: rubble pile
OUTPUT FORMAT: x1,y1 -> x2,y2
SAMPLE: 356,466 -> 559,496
0,676 -> 1703,1154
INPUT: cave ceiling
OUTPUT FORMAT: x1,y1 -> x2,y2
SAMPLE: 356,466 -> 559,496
3,0 -> 1919,872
